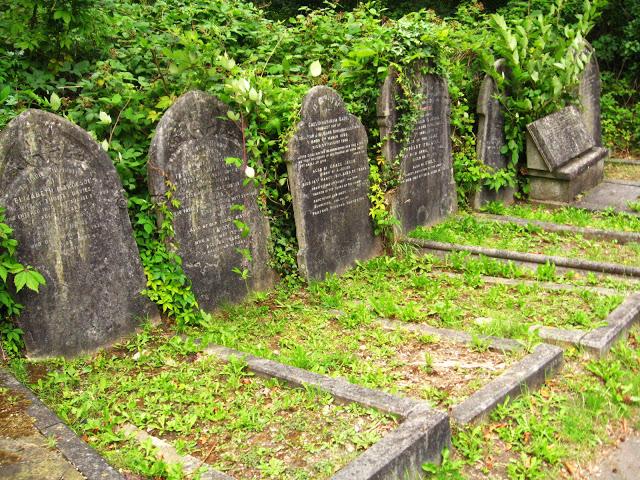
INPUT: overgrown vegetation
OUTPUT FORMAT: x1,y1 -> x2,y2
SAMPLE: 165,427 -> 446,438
0,208 -> 45,358
1,0 -> 627,335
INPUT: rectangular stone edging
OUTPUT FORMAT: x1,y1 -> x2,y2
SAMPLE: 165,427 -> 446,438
0,368 -> 125,480
375,319 -> 563,423
120,424 -> 233,480
608,158 -> 640,166
377,318 -> 523,353
534,293 -> 640,357
438,270 -> 620,296
477,213 -> 640,245
451,344 -> 563,424
203,344 -> 451,480
405,238 -> 640,278
530,197 -> 640,217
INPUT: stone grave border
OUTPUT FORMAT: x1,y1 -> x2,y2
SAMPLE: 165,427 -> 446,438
376,320 -> 563,424
403,243 -> 640,356
531,197 -> 640,218
0,368 -> 125,480
197,344 -> 450,480
406,238 -> 640,279
607,158 -> 640,166
476,213 -> 640,245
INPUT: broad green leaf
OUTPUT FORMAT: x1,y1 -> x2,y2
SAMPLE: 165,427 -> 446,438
14,271 -> 27,292
98,111 -> 112,125
50,92 -> 61,111
309,60 -> 322,77
0,85 -> 10,103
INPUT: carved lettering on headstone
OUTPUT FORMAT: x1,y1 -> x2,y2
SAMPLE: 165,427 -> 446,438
287,86 -> 380,280
149,91 -> 275,311
377,70 -> 457,233
527,106 -> 595,171
0,110 -> 157,358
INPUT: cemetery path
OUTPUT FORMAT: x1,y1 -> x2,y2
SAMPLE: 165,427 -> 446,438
589,434 -> 640,479
0,381 -> 85,480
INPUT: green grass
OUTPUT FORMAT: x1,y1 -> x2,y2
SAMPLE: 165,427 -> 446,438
424,328 -> 640,479
480,202 -> 640,232
411,213 -> 640,266
28,331 -> 397,479
604,162 -> 640,182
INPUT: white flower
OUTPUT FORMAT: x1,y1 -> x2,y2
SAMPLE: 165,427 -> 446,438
244,166 -> 255,178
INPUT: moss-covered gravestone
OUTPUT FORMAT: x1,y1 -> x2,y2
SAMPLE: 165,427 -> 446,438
473,60 -> 515,209
0,110 -> 157,358
287,86 -> 380,280
149,91 -> 275,311
578,44 -> 602,147
377,70 -> 457,235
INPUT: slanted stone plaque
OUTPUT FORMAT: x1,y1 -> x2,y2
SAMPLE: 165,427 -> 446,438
473,60 -> 515,209
578,44 -> 602,146
526,106 -> 595,171
377,70 -> 457,234
149,90 -> 275,311
0,110 -> 157,358
287,86 -> 380,280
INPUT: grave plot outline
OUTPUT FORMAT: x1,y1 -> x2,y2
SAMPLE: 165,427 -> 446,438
149,90 -> 275,312
0,109 -> 157,358
286,85 -> 381,281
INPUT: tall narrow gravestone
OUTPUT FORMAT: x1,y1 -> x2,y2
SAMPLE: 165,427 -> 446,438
287,86 -> 380,280
0,110 -> 157,358
578,44 -> 602,146
473,60 -> 515,209
377,70 -> 457,234
149,91 -> 274,311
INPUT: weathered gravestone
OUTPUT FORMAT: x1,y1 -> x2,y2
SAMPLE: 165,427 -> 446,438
287,86 -> 380,280
0,110 -> 157,358
149,91 -> 275,311
526,105 -> 607,202
377,69 -> 457,235
472,60 -> 515,209
578,43 -> 602,147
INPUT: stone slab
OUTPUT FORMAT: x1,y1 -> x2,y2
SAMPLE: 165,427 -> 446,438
526,106 -> 596,172
149,90 -> 275,311
0,369 -> 124,480
0,109 -> 157,358
451,344 -> 563,424
579,44 -> 602,146
121,424 -> 233,480
203,344 -> 451,480
473,60 -> 515,209
590,436 -> 640,480
287,86 -> 381,280
478,213 -> 640,245
575,181 -> 640,213
377,318 -> 523,353
378,71 -> 457,234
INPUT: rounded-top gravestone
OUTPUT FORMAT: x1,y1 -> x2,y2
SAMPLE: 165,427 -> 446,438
578,44 -> 602,146
148,91 -> 275,311
473,59 -> 515,209
287,86 -> 381,280
377,70 -> 457,234
0,110 -> 157,358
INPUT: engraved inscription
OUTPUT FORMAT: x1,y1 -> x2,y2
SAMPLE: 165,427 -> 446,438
296,118 -> 369,217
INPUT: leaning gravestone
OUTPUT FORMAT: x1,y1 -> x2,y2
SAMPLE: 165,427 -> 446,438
149,91 -> 275,311
377,69 -> 457,234
578,43 -> 602,146
472,60 -> 515,209
0,110 -> 157,358
287,86 -> 380,280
